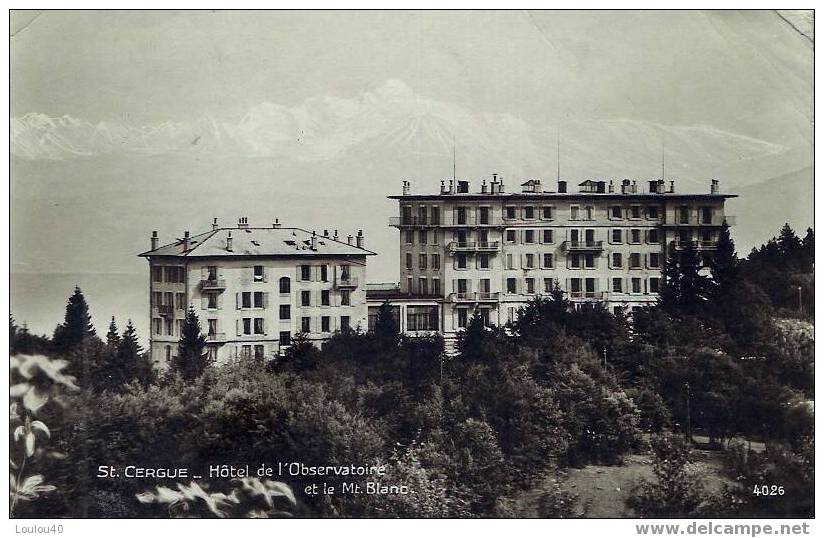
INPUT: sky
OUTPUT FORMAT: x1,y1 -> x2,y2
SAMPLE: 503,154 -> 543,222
9,10 -> 814,340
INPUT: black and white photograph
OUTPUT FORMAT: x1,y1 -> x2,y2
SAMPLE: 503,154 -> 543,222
7,7 -> 816,531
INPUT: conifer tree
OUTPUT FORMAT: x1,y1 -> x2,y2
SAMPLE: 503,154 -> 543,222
800,227 -> 814,273
118,320 -> 153,387
52,286 -> 97,355
106,317 -> 121,351
373,300 -> 400,348
677,241 -> 709,314
173,307 -> 210,380
777,223 -> 802,265
708,220 -> 738,303
658,249 -> 681,311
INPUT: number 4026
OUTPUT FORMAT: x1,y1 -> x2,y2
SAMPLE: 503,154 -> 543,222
753,485 -> 785,496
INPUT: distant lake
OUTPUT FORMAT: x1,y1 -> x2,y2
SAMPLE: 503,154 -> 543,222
11,272 -> 150,347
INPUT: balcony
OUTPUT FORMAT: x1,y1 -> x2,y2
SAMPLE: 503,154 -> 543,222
447,241 -> 501,253
663,215 -> 736,227
200,279 -> 226,291
561,240 -> 604,252
389,216 -> 433,227
205,332 -> 227,343
156,304 -> 174,317
670,240 -> 719,251
334,276 -> 359,289
476,291 -> 500,302
566,291 -> 608,301
447,291 -> 500,303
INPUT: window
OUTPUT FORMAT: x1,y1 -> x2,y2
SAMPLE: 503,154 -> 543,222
254,291 -> 265,308
242,318 -> 252,335
457,309 -> 468,328
321,316 -> 330,332
152,266 -> 163,282
479,278 -> 490,294
542,229 -> 554,244
340,316 -> 350,331
630,206 -> 641,219
524,230 -> 535,244
506,253 -> 514,269
479,254 -> 490,269
241,345 -> 251,359
254,345 -> 264,361
432,254 -> 441,270
242,292 -> 252,308
254,318 -> 265,335
419,277 -> 428,295
505,206 -> 516,219
612,278 -> 623,293
630,253 -> 642,269
164,291 -> 174,307
570,253 -> 581,269
407,305 -> 439,331
152,291 -> 162,307
507,278 -> 517,294
506,230 -> 517,243
164,318 -> 174,336
406,276 -> 413,294
525,253 -> 535,269
418,206 -> 428,224
632,278 -> 642,294
321,290 -> 330,306
431,207 -> 441,225
456,279 -> 468,294
542,206 -> 554,220
584,206 -> 594,220
524,206 -> 535,219
456,207 -> 467,225
611,229 -> 622,243
279,304 -> 291,320
300,265 -> 311,281
301,290 -> 311,306
418,230 -> 427,244
301,316 -> 311,333
405,253 -> 413,270
543,253 -> 554,268
701,206 -> 712,224
279,331 -> 291,346
630,229 -> 642,244
208,319 -> 217,336
526,278 -> 535,294
479,207 -> 490,224
647,206 -> 659,219
584,253 -> 595,269
279,277 -> 291,294
457,254 -> 468,269
433,278 -> 441,295
320,265 -> 328,282
341,290 -> 351,306
419,253 -> 427,270
254,265 -> 264,282
570,205 -> 580,220
165,345 -> 172,362
570,278 -> 582,296
585,278 -> 596,296
207,266 -> 218,281
544,278 -> 554,293
679,206 -> 690,224
207,292 -> 218,309
432,230 -> 439,245
649,253 -> 661,268
649,277 -> 660,294
404,230 -> 414,244
648,229 -> 660,244
612,253 -> 623,268
176,293 -> 186,310
611,206 -> 622,219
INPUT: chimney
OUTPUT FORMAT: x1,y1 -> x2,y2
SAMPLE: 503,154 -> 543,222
310,231 -> 317,250
333,229 -> 339,241
226,232 -> 233,252
212,217 -> 219,231
402,180 -> 410,196
323,229 -> 329,237
440,180 -> 447,194
347,234 -> 353,245
356,229 -> 364,248
558,180 -> 567,193
448,179 -> 454,194
182,231 -> 190,251
481,178 -> 488,194
658,179 -> 665,193
151,231 -> 159,250
631,180 -> 637,194
621,179 -> 630,194
710,179 -> 719,194
238,217 -> 249,228
272,218 -> 281,229
669,180 -> 675,193
608,180 -> 614,193
499,179 -> 504,192
649,180 -> 659,194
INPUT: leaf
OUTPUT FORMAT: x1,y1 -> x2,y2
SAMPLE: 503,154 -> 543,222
25,432 -> 36,457
19,474 -> 44,493
30,420 -> 50,438
13,425 -> 25,442
136,491 -> 157,504
23,387 -> 49,413
9,383 -> 30,398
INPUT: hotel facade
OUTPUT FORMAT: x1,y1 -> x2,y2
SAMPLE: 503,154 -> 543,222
139,219 -> 374,365
367,176 -> 735,342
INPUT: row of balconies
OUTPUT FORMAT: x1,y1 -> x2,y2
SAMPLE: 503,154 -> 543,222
444,290 -> 641,303
392,213 -> 736,228
197,276 -> 358,291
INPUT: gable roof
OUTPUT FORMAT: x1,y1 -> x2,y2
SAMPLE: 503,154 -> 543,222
138,227 -> 376,258
520,179 -> 541,186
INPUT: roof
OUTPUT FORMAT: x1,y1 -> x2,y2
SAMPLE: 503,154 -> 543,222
520,179 -> 541,186
139,227 -> 376,258
388,192 -> 737,201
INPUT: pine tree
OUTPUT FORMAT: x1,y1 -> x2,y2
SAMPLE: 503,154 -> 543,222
677,241 -> 709,315
52,286 -> 97,355
106,317 -> 121,351
173,307 -> 210,380
658,248 -> 681,311
118,320 -> 153,387
373,301 -> 400,349
800,227 -> 814,273
777,223 -> 802,265
709,220 -> 738,303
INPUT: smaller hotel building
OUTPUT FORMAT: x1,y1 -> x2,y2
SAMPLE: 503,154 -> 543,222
139,219 -> 375,366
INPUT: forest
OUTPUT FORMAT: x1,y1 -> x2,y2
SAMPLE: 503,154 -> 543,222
9,223 -> 814,518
